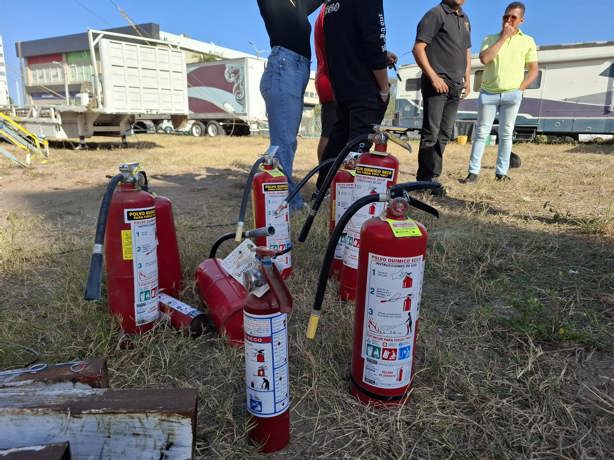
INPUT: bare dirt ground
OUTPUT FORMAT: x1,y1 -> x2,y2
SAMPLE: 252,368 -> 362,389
0,134 -> 613,459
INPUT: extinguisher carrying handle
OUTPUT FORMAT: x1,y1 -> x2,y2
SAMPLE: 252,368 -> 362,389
306,193 -> 386,340
274,158 -> 335,216
299,133 -> 374,243
209,226 -> 275,259
389,181 -> 443,218
84,173 -> 124,301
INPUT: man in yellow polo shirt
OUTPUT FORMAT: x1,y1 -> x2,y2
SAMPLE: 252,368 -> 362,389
462,1 -> 538,183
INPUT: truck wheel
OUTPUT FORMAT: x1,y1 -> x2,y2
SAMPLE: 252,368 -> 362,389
206,121 -> 226,137
163,126 -> 173,134
190,121 -> 205,137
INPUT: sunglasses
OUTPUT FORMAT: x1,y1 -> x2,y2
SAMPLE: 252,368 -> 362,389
503,14 -> 521,21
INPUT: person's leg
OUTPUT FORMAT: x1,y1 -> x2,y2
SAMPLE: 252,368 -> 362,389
316,101 -> 350,191
433,86 -> 462,178
346,94 -> 388,151
317,101 -> 338,162
495,89 -> 523,177
417,78 -> 449,181
260,48 -> 309,211
467,91 -> 498,175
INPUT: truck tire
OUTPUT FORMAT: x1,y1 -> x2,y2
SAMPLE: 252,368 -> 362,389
206,121 -> 226,137
190,121 -> 206,137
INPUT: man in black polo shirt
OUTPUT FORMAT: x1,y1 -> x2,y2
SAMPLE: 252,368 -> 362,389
315,0 -> 397,190
413,0 -> 472,194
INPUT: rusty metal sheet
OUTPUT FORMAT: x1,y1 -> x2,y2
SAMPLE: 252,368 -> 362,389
0,359 -> 108,389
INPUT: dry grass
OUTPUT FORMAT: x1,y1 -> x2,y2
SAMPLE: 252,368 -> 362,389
0,134 -> 613,459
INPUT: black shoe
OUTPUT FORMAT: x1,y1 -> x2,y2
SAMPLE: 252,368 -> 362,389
510,152 -> 522,168
461,173 -> 479,184
495,174 -> 511,181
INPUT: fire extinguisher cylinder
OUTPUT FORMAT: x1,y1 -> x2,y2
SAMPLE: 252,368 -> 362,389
84,173 -> 125,300
306,181 -> 443,339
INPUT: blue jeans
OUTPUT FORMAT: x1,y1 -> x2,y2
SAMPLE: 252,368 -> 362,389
468,89 -> 523,176
260,46 -> 310,211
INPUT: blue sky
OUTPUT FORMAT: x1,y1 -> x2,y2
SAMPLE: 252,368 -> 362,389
1,0 -> 612,101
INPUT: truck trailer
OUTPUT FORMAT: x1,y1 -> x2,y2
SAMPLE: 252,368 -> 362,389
394,41 -> 614,140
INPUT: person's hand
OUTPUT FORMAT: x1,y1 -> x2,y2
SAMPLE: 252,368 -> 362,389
386,51 -> 398,68
430,75 -> 449,94
501,23 -> 516,39
462,81 -> 471,99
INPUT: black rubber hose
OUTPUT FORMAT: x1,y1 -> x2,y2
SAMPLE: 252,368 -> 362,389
279,158 -> 335,211
298,133 -> 372,243
236,157 -> 266,238
84,174 -> 124,300
313,194 -> 381,312
209,226 -> 275,258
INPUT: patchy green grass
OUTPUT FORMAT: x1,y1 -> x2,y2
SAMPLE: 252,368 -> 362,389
0,135 -> 613,458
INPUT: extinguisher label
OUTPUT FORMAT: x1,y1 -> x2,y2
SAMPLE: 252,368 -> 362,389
361,253 -> 424,389
124,207 -> 159,326
262,182 -> 291,274
333,182 -> 354,260
221,239 -> 269,297
265,168 -> 285,178
343,164 -> 395,269
385,219 -> 423,238
244,312 -> 289,418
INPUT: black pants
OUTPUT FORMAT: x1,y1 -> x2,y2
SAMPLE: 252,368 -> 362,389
316,95 -> 388,190
416,76 -> 462,181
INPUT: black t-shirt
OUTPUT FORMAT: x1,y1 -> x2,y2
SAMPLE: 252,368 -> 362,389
324,0 -> 388,102
416,2 -> 472,84
257,0 -> 323,59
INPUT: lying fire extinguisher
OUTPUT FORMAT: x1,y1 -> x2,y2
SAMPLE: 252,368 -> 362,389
329,153 -> 358,280
195,226 -> 274,345
236,147 -> 293,278
339,139 -> 399,301
84,162 -> 180,334
243,247 -> 293,453
306,181 -> 441,406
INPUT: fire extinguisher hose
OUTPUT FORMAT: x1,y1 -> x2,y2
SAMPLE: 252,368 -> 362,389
84,173 -> 125,300
299,133 -> 372,243
275,158 -> 335,215
236,157 -> 266,242
209,226 -> 275,258
306,193 -> 385,339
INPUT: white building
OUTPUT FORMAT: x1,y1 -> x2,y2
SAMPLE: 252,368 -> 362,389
0,36 -> 10,106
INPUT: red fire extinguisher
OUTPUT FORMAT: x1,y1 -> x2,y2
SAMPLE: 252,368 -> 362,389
236,148 -> 293,279
306,181 -> 441,406
243,248 -> 293,453
299,125 -> 413,244
195,226 -> 275,345
329,153 -> 358,280
84,163 -> 163,334
159,292 -> 207,337
339,140 -> 399,302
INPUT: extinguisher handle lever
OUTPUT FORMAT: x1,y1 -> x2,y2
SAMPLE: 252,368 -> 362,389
406,196 -> 440,218
390,181 -> 443,196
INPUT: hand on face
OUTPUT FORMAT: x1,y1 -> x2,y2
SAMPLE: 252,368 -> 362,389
501,8 -> 524,38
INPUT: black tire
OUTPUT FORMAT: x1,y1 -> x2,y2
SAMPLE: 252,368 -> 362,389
190,121 -> 206,137
163,126 -> 173,135
206,121 -> 226,137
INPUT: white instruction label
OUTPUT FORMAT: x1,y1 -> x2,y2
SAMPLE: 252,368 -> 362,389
220,240 -> 268,297
124,207 -> 159,326
159,293 -> 201,318
343,164 -> 395,269
244,312 -> 290,417
262,182 -> 291,273
333,182 -> 354,261
362,252 -> 424,389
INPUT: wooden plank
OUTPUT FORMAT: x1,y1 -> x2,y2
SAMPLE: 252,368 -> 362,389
0,359 -> 109,389
0,388 -> 197,460
0,443 -> 71,460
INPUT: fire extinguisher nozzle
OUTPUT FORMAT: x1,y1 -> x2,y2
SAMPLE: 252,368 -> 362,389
306,312 -> 321,340
84,253 -> 104,300
234,221 -> 245,242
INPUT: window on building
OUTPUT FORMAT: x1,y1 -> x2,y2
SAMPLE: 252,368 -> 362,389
473,70 -> 483,92
404,78 -> 421,92
524,70 -> 542,89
